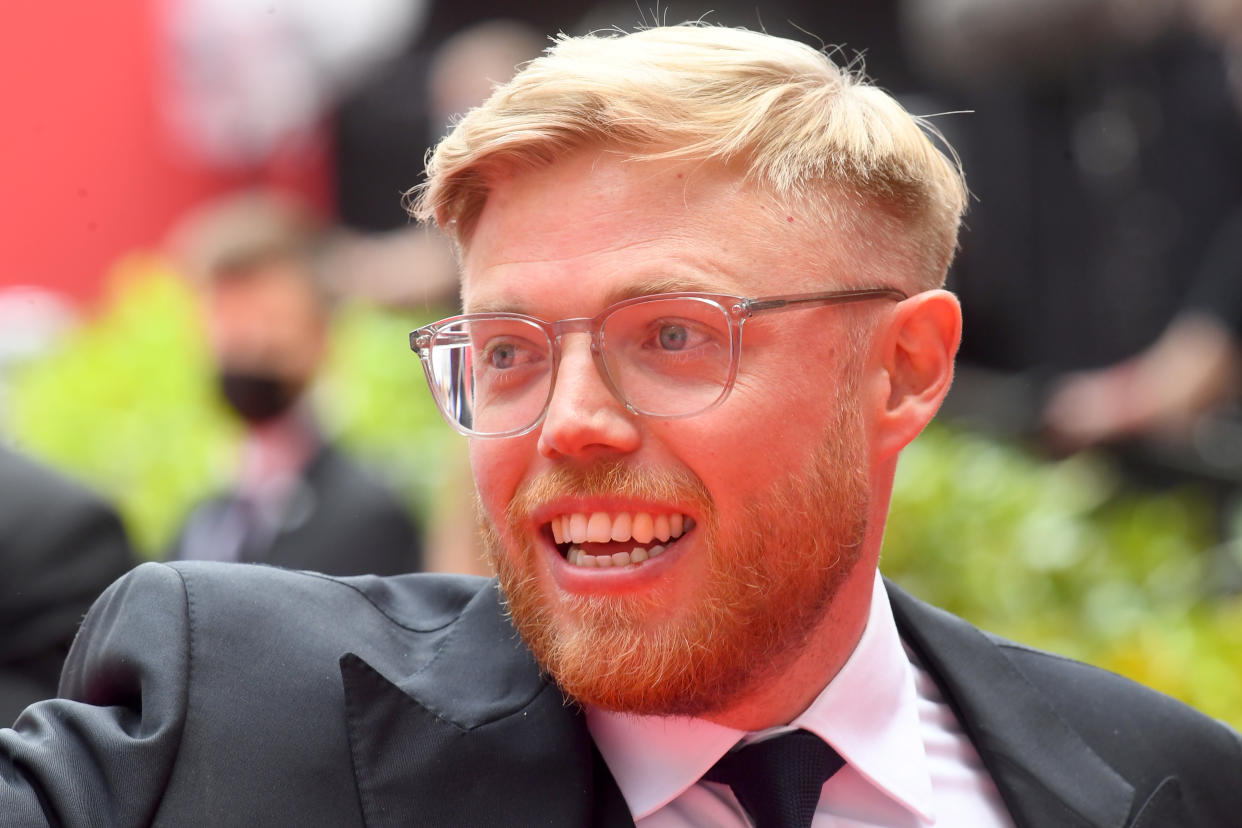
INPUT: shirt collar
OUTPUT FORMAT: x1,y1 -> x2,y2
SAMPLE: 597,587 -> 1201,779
586,570 -> 936,822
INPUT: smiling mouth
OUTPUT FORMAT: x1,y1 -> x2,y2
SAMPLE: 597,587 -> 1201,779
548,511 -> 696,568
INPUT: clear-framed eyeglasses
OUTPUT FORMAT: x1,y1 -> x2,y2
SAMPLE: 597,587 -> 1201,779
409,288 -> 907,438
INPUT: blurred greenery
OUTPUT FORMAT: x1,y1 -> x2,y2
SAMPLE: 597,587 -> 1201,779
3,257 -> 454,552
4,262 -> 1240,729
885,426 -> 1242,728
4,258 -> 240,552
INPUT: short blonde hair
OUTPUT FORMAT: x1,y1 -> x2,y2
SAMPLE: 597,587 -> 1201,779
411,24 -> 967,290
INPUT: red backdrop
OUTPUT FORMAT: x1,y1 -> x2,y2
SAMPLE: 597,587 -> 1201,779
0,1 -> 330,309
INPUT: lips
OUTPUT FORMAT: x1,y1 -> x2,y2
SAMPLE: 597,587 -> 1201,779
547,510 -> 695,568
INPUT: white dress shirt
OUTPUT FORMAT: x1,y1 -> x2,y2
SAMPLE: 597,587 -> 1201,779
586,571 -> 1016,826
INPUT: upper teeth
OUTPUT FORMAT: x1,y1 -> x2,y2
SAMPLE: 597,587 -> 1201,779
549,512 -> 690,545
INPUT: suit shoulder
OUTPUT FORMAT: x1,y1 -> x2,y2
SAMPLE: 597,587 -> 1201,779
87,563 -> 500,712
887,580 -> 1242,794
993,635 -> 1242,771
166,560 -> 491,630
993,633 -> 1211,719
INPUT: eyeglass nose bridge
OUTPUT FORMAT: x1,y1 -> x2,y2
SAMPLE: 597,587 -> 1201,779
543,315 -> 640,417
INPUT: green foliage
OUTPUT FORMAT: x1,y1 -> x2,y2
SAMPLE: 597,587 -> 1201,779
5,265 -> 1240,728
4,261 -> 456,555
885,425 -> 1242,728
316,300 -> 466,523
5,258 -> 239,553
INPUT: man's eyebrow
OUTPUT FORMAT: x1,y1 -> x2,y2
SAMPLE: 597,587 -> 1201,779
465,298 -> 524,315
601,276 -> 734,306
466,276 -> 738,316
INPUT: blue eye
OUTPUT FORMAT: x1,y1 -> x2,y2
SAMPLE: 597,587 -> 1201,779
478,333 -> 546,375
490,342 -> 519,368
658,324 -> 690,351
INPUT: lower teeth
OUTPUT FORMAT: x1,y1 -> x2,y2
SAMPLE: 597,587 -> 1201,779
569,544 -> 666,567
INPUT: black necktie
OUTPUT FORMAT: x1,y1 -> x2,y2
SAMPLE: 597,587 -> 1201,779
703,729 -> 845,828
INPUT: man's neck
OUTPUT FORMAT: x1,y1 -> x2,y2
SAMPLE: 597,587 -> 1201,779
702,557 -> 878,731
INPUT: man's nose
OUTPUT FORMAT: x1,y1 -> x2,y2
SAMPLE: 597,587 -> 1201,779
537,334 -> 641,460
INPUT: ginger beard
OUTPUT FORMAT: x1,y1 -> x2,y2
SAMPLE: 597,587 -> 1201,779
479,381 -> 872,717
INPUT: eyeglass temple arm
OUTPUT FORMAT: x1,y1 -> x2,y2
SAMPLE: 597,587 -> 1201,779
743,288 -> 908,315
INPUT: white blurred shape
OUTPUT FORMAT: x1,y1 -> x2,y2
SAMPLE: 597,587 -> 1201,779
162,0 -> 428,166
0,287 -> 77,365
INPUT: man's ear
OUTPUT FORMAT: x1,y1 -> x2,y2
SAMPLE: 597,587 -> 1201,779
871,289 -> 961,461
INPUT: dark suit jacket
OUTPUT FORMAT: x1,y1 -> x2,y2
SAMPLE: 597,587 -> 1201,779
0,447 -> 134,725
1,562 -> 1239,826
169,443 -> 424,577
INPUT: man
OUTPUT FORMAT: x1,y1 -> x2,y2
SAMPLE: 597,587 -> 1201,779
167,190 -> 424,577
2,25 -> 1239,827
0,446 -> 134,725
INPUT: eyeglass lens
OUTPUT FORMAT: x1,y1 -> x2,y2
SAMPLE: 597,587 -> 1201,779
423,296 -> 737,435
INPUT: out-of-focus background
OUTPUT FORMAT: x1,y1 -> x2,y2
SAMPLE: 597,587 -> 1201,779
2,1 -> 1241,727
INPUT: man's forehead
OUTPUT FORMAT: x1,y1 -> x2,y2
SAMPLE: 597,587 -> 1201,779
457,152 -> 860,313
475,149 -> 806,241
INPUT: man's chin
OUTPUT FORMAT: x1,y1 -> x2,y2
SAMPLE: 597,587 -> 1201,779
499,576 -> 756,716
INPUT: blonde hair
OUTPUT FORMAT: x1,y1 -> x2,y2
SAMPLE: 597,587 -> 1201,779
411,24 -> 968,289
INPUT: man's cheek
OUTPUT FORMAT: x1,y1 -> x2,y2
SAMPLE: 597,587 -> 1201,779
469,449 -> 503,498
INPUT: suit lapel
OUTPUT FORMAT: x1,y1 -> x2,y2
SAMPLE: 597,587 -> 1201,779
886,581 -> 1134,828
339,582 -> 633,827
343,574 -> 1136,826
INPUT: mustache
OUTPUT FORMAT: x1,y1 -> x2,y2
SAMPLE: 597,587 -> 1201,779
506,461 -> 712,525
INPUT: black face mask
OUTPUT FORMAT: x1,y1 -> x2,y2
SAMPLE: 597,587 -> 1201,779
217,371 -> 303,424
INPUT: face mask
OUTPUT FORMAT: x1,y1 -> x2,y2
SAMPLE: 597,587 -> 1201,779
217,371 -> 303,424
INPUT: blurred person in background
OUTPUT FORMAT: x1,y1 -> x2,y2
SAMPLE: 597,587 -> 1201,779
322,17 -> 549,310
166,190 -> 424,577
1040,0 -> 1242,453
904,0 -> 1242,473
332,5 -> 583,235
0,445 -> 134,724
